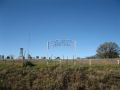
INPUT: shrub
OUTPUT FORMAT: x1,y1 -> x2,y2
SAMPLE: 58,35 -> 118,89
23,61 -> 35,67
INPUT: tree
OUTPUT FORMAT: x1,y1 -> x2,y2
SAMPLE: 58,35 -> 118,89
41,57 -> 46,60
86,55 -> 96,59
56,57 -> 61,60
6,56 -> 10,59
96,42 -> 120,58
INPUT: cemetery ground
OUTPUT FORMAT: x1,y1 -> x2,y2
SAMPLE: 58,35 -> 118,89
0,59 -> 120,90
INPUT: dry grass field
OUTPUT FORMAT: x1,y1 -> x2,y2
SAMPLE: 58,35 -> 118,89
0,59 -> 120,90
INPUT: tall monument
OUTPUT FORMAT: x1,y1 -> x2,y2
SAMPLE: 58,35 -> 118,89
19,48 -> 24,60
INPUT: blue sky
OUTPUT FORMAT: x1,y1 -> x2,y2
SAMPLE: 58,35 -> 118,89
0,0 -> 120,58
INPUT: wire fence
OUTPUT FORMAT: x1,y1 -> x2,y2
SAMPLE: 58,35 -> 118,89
0,59 -> 120,67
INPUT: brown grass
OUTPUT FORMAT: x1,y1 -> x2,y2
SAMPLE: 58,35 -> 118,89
0,59 -> 120,90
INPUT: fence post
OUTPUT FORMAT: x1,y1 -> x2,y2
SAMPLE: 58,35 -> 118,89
60,59 -> 62,65
117,60 -> 120,65
47,61 -> 48,66
63,56 -> 64,60
89,59 -> 92,66
73,56 -> 76,65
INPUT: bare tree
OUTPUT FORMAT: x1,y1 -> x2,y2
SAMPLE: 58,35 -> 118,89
96,42 -> 120,58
